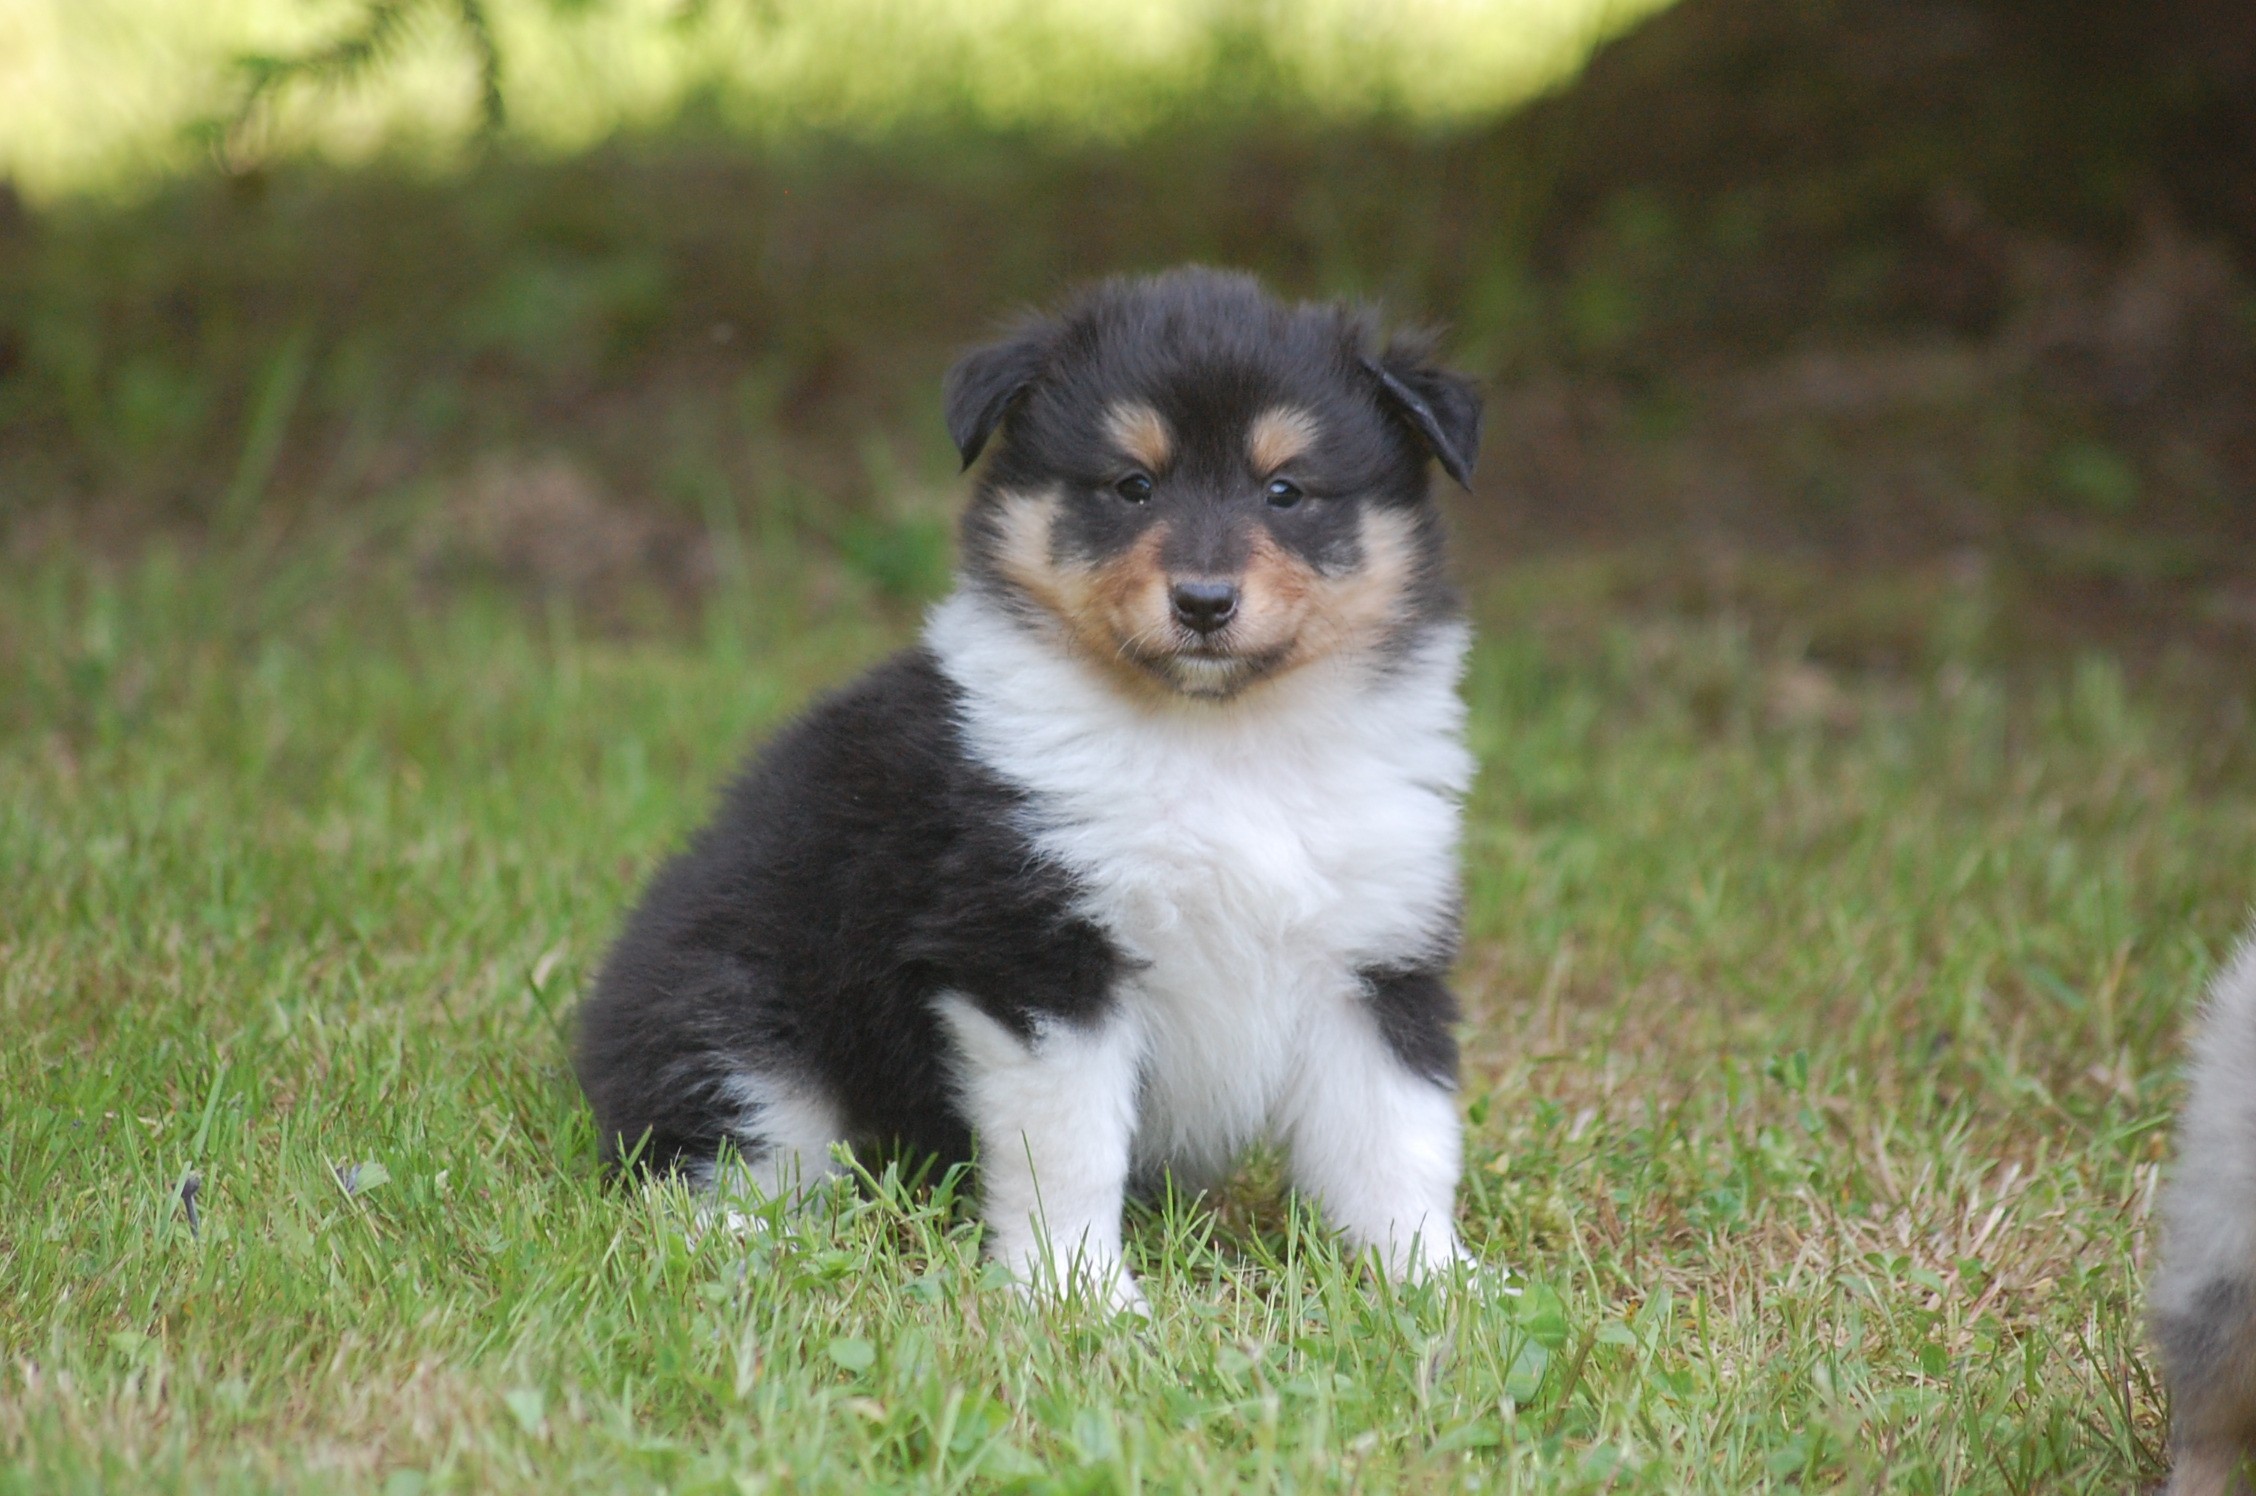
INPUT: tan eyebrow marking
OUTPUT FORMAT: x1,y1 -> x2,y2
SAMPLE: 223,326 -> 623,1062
1248,406 -> 1321,472
1103,401 -> 1173,471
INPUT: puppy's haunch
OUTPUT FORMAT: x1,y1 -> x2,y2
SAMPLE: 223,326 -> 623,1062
575,268 -> 1485,1309
2154,927 -> 2256,1496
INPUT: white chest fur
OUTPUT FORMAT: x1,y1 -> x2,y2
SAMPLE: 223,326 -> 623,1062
925,591 -> 1473,1182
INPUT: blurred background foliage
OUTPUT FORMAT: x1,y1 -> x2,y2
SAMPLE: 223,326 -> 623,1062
1,0 -> 2253,659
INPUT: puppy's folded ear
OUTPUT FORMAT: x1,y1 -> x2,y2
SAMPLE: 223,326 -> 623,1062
1364,345 -> 1483,491
944,321 -> 1052,470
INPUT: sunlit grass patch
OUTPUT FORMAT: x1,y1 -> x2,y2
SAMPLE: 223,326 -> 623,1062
0,0 -> 1673,202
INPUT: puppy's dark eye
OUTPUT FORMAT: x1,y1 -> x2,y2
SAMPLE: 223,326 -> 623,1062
1115,473 -> 1153,504
1264,478 -> 1304,510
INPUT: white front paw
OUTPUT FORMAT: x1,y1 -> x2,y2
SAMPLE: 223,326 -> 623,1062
1095,1264 -> 1151,1319
1001,1244 -> 1149,1318
1460,1255 -> 1523,1299
1384,1223 -> 1467,1282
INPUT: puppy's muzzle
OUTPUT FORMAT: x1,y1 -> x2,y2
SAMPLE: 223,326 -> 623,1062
1169,579 -> 1239,636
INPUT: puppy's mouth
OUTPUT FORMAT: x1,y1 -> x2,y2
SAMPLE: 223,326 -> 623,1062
1124,634 -> 1289,699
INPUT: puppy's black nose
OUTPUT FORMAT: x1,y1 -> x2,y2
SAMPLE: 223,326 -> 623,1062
1169,580 -> 1240,634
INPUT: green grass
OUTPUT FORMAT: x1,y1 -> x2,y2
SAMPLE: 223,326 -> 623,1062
4,514 -> 2252,1492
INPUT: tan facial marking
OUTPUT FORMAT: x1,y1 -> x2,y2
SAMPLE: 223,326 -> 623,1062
988,488 -> 1064,597
1229,505 -> 1418,674
1298,505 -> 1420,662
1104,401 -> 1173,472
986,488 -> 1179,696
1247,406 -> 1321,473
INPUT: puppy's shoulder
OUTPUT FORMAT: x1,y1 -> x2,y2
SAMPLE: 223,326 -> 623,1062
709,645 -> 991,838
765,645 -> 961,773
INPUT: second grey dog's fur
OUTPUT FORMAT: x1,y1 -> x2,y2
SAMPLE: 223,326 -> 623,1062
2154,924 -> 2256,1496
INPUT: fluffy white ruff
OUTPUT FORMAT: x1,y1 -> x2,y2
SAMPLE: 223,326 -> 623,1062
926,586 -> 1475,1289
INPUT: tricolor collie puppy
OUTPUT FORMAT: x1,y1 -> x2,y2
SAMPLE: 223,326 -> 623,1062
576,268 -> 1484,1312
2154,924 -> 2256,1496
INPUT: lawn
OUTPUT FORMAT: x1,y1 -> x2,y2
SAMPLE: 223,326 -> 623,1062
4,505 -> 2250,1492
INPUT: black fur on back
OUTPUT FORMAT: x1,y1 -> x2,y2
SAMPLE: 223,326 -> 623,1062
575,650 -> 1120,1174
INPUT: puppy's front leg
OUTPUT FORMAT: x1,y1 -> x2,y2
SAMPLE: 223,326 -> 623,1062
937,994 -> 1147,1314
1280,971 -> 1465,1279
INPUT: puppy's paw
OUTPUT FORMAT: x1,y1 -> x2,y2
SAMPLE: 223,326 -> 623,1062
1094,1266 -> 1152,1321
1457,1256 -> 1523,1301
1042,1265 -> 1151,1321
1001,1251 -> 1149,1320
1381,1225 -> 1470,1284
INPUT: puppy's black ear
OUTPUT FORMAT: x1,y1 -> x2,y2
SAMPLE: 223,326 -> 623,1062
944,322 -> 1051,470
1364,347 -> 1483,490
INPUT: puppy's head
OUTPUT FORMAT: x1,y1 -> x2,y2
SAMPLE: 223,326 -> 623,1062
945,268 -> 1481,701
